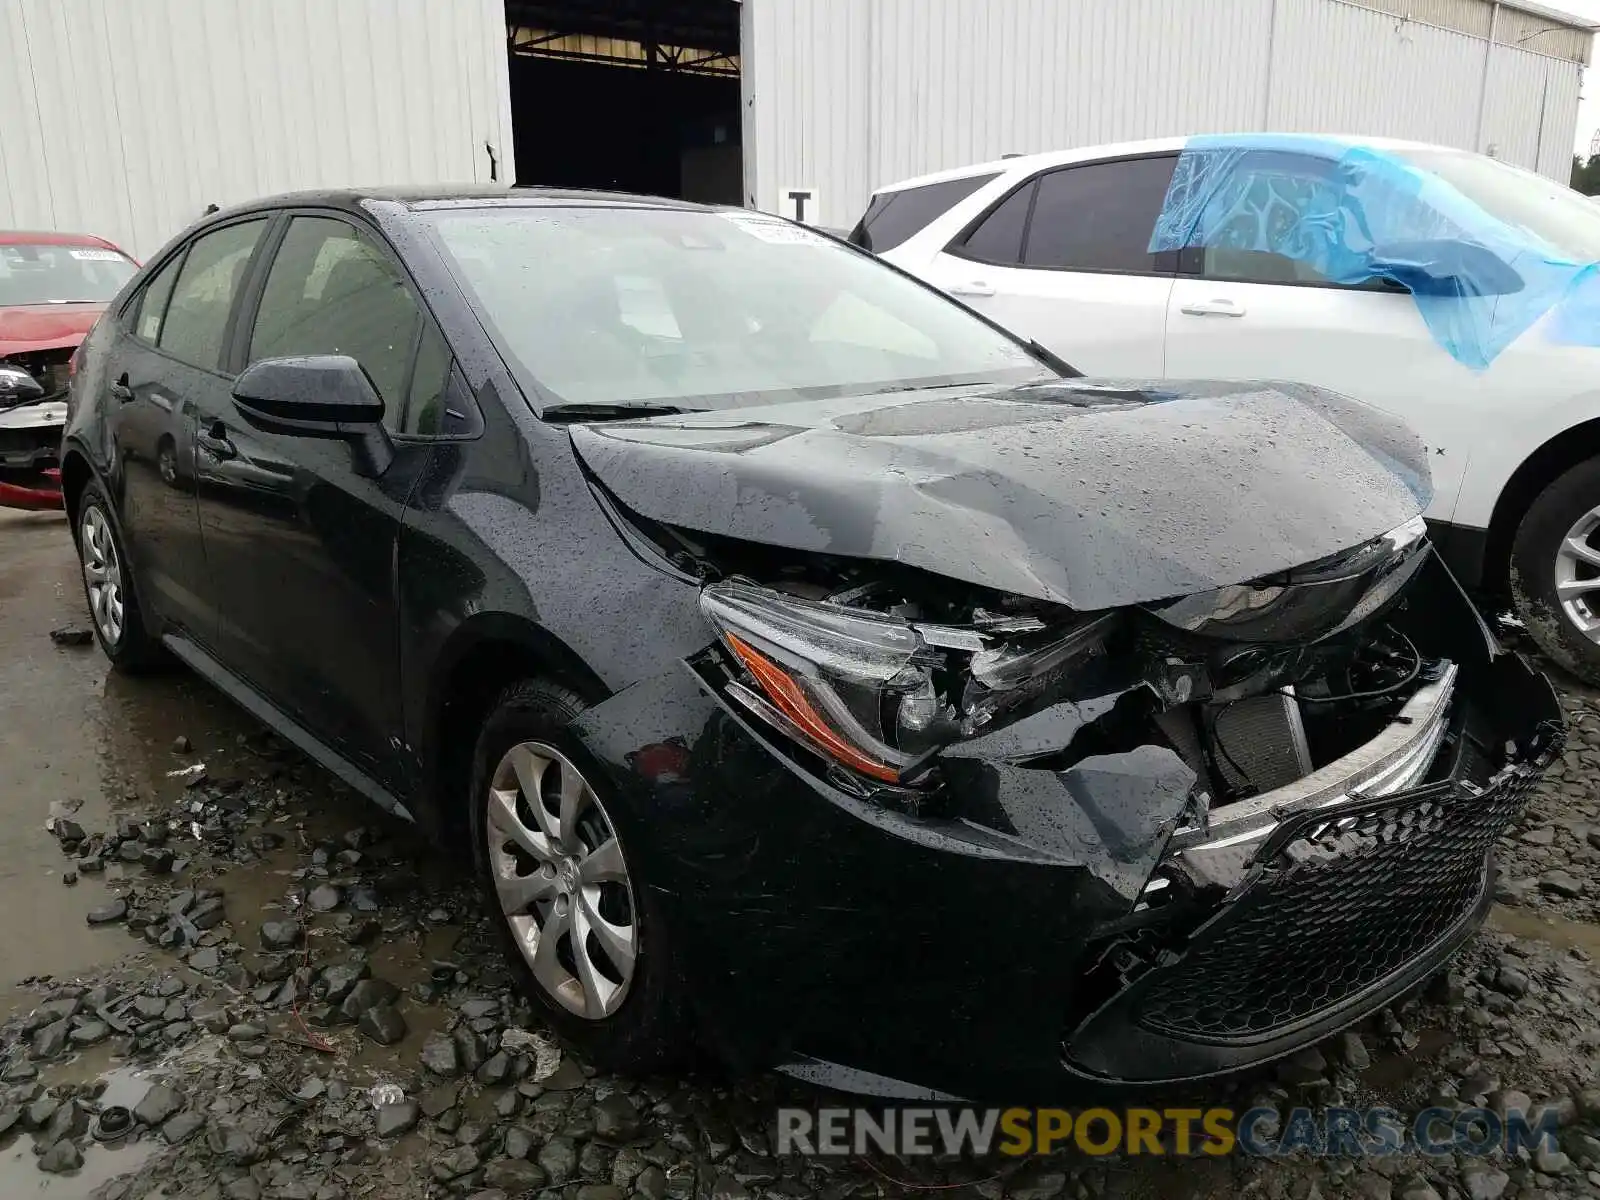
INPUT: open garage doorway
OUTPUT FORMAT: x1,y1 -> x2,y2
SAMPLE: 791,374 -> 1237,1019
505,1 -> 741,204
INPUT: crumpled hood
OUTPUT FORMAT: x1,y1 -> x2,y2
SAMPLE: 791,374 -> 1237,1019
0,303 -> 105,358
570,378 -> 1432,611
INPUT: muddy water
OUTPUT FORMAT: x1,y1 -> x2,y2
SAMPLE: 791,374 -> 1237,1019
0,512 -> 265,1017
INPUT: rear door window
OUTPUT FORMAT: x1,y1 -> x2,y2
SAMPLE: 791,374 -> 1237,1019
849,174 -> 999,253
158,220 -> 267,371
1021,157 -> 1178,274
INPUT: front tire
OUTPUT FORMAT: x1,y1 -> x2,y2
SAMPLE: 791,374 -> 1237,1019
1510,456 -> 1600,683
466,678 -> 691,1072
74,481 -> 164,671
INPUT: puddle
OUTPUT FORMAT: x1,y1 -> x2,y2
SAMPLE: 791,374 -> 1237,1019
1489,902 -> 1600,955
0,513 -> 276,1017
0,1136 -> 157,1199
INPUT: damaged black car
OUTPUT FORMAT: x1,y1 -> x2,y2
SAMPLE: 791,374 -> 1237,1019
62,190 -> 1562,1100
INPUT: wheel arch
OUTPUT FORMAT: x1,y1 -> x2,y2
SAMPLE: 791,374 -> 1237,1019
59,445 -> 95,533
419,613 -> 610,851
1484,417 -> 1600,595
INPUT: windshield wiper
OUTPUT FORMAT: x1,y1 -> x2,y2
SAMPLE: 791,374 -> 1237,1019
1028,340 -> 1082,378
541,402 -> 688,423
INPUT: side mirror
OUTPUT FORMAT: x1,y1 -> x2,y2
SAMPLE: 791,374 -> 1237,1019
0,364 -> 45,409
232,355 -> 394,477
1369,239 -> 1525,297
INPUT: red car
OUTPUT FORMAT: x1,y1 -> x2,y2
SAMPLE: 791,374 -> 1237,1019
0,230 -> 137,510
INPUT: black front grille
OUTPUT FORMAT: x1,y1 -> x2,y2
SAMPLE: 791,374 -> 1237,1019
1134,758 -> 1550,1042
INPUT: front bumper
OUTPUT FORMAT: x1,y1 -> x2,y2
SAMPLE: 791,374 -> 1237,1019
569,589 -> 1561,1101
0,400 -> 65,510
1065,653 -> 1559,1083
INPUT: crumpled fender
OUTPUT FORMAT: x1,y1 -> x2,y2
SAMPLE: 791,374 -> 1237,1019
562,659 -> 1197,1093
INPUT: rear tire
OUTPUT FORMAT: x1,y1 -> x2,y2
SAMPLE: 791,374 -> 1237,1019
466,677 -> 692,1073
74,480 -> 165,672
1510,456 -> 1600,684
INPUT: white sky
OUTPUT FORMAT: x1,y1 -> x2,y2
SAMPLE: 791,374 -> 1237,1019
1558,0 -> 1600,154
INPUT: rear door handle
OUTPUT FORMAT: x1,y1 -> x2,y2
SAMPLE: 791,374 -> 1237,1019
1180,299 -> 1247,318
948,280 -> 996,297
110,373 -> 134,402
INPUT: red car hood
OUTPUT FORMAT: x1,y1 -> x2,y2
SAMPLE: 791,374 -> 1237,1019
0,303 -> 105,357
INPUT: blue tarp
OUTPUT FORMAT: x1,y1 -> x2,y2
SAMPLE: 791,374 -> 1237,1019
1148,133 -> 1598,370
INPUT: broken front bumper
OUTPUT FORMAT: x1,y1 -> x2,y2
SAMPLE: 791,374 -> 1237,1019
1064,652 -> 1563,1084
567,608 -> 1560,1100
0,400 -> 65,510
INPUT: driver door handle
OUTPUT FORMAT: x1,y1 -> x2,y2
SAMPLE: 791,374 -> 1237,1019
197,422 -> 236,461
948,280 -> 996,297
1180,298 -> 1247,318
110,373 -> 134,402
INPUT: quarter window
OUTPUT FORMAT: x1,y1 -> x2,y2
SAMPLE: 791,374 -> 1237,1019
850,174 -> 1000,253
158,220 -> 267,370
1021,157 -> 1178,273
249,217 -> 430,433
404,320 -> 453,437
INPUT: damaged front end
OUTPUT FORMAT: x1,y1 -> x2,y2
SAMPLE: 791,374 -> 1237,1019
0,355 -> 67,511
681,513 -> 1561,1086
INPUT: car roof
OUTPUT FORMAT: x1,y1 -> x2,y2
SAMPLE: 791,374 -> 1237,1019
871,133 -> 1455,194
205,185 -> 717,223
0,229 -> 123,250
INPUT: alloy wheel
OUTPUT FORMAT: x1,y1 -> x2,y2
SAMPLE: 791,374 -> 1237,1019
80,506 -> 125,647
1555,504 -> 1600,643
485,741 -> 637,1018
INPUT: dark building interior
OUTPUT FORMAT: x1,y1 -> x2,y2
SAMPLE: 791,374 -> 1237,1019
504,0 -> 742,203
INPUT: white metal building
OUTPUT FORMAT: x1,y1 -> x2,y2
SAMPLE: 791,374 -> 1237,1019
743,0 -> 1597,227
0,0 -> 1592,259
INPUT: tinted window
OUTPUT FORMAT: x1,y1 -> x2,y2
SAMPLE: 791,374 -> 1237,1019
429,207 -> 1047,410
0,243 -> 135,305
956,181 -> 1037,264
249,217 -> 424,432
159,220 -> 266,370
133,253 -> 183,344
1023,157 -> 1177,272
850,174 -> 999,253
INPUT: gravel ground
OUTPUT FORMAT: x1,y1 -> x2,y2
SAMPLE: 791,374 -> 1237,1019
3,513 -> 1600,1200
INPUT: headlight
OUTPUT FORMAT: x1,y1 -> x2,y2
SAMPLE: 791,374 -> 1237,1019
700,580 -> 1109,784
0,364 -> 44,410
700,581 -> 949,782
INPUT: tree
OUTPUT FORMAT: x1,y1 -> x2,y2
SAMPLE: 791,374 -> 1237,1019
1572,153 -> 1600,195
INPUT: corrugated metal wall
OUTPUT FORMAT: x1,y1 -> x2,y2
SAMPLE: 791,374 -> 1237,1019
743,0 -> 1592,227
0,0 -> 515,260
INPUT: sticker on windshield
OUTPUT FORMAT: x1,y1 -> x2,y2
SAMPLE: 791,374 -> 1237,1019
68,248 -> 123,261
719,212 -> 832,246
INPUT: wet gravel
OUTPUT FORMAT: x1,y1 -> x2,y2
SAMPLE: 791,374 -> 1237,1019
4,516 -> 1600,1200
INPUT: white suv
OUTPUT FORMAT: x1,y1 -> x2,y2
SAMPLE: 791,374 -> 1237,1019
856,135 -> 1600,681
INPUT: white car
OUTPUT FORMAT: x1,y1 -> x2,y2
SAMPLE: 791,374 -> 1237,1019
855,134 -> 1600,681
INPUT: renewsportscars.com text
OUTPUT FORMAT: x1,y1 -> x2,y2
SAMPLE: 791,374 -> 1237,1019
776,1106 -> 1561,1159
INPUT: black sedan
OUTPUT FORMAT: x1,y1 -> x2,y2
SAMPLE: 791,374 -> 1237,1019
61,188 -> 1561,1099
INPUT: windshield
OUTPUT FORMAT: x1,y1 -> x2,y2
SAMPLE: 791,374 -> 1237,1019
1393,148 -> 1600,261
0,243 -> 135,305
426,206 -> 1048,411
